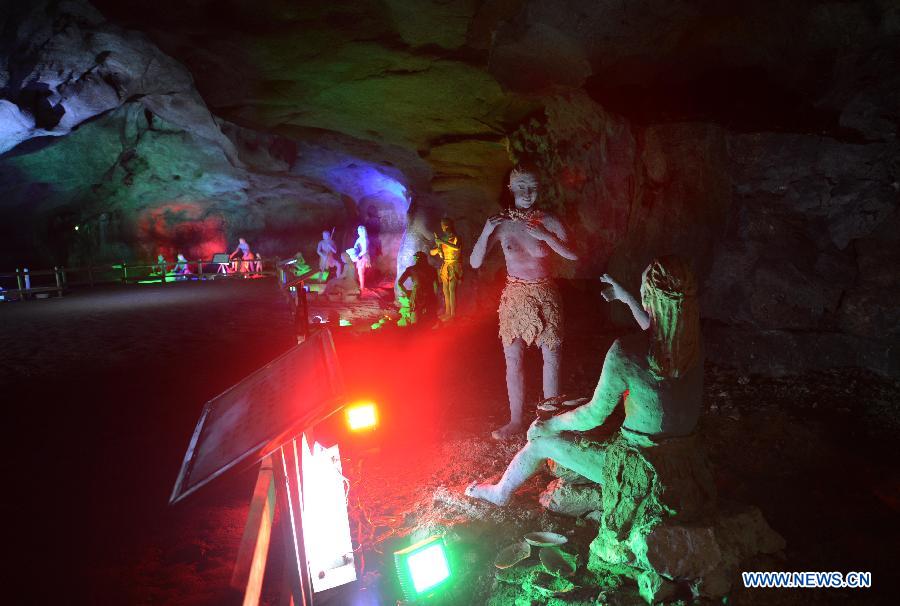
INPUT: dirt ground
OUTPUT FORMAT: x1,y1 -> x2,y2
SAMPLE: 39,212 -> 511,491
2,278 -> 898,605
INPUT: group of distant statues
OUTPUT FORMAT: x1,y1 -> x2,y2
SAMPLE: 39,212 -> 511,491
150,253 -> 193,276
394,217 -> 464,324
228,238 -> 263,274
311,218 -> 463,325
152,237 -> 264,278
314,225 -> 371,290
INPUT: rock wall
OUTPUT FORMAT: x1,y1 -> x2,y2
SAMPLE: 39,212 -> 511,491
1,0 -> 897,375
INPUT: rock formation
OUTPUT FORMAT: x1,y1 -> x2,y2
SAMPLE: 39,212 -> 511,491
2,0 -> 897,374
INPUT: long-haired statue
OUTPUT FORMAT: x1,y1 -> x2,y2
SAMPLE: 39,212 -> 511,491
643,255 -> 701,379
467,255 -> 704,506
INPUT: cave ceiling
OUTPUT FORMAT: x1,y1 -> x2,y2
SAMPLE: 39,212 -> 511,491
90,0 -> 899,137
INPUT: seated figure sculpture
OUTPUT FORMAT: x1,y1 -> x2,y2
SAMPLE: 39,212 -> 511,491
173,253 -> 191,275
152,253 -> 168,275
466,255 -> 702,505
397,251 -> 439,326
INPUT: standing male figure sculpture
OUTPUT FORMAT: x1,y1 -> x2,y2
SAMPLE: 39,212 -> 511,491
316,229 -> 343,278
470,166 -> 578,439
430,217 -> 463,320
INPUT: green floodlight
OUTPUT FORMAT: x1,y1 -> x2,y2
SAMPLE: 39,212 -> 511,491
394,535 -> 451,600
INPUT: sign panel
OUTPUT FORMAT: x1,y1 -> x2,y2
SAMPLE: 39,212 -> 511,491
170,329 -> 344,503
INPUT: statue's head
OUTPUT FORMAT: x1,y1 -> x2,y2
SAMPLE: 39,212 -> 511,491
508,166 -> 539,210
322,230 -> 331,240
239,237 -> 247,245
413,251 -> 428,265
641,255 -> 700,379
357,225 -> 367,238
440,217 -> 455,233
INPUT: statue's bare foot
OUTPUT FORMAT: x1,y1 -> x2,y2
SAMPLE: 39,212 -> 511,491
491,422 -> 523,440
465,481 -> 508,506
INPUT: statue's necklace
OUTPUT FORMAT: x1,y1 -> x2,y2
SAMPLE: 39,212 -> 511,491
505,208 -> 543,222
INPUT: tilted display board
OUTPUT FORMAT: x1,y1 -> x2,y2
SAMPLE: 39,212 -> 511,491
170,329 -> 344,504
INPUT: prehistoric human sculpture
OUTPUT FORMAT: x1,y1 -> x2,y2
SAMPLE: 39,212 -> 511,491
347,225 -> 371,291
316,229 -> 343,278
430,217 -> 463,320
173,253 -> 191,275
229,237 -> 251,273
397,251 -> 439,326
466,256 -> 702,504
153,253 -> 168,275
470,166 -> 578,439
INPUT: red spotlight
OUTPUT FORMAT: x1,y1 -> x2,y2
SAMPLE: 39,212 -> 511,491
345,401 -> 378,431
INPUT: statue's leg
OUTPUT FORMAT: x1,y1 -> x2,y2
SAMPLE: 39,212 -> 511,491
541,344 -> 561,399
466,434 -> 605,505
493,339 -> 526,439
534,435 -> 605,484
357,262 -> 365,290
447,277 -> 458,318
466,438 -> 545,505
441,279 -> 451,318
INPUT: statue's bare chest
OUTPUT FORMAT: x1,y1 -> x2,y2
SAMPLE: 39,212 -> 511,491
498,223 -> 549,258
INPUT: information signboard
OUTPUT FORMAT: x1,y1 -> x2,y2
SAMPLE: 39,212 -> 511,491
170,329 -> 344,504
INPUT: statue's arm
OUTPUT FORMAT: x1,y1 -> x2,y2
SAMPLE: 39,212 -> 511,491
600,274 -> 650,330
530,215 -> 578,261
438,235 -> 461,251
397,268 -> 413,295
545,340 -> 627,432
470,216 -> 502,268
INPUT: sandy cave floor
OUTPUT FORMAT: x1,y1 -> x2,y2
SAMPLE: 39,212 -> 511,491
2,278 -> 898,605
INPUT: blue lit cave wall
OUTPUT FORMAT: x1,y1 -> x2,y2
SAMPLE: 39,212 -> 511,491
1,0 -> 898,375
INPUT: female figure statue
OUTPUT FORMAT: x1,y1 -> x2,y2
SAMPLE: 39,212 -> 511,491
466,256 -> 702,505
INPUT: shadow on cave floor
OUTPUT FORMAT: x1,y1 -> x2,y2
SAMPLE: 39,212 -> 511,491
2,278 -> 898,605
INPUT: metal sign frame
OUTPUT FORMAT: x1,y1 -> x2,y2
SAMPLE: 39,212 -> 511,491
170,328 -> 344,504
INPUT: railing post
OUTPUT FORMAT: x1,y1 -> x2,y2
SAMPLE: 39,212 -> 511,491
198,258 -> 203,279
60,266 -> 67,287
122,261 -> 128,283
16,268 -> 23,296
54,266 -> 62,296
24,267 -> 31,291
